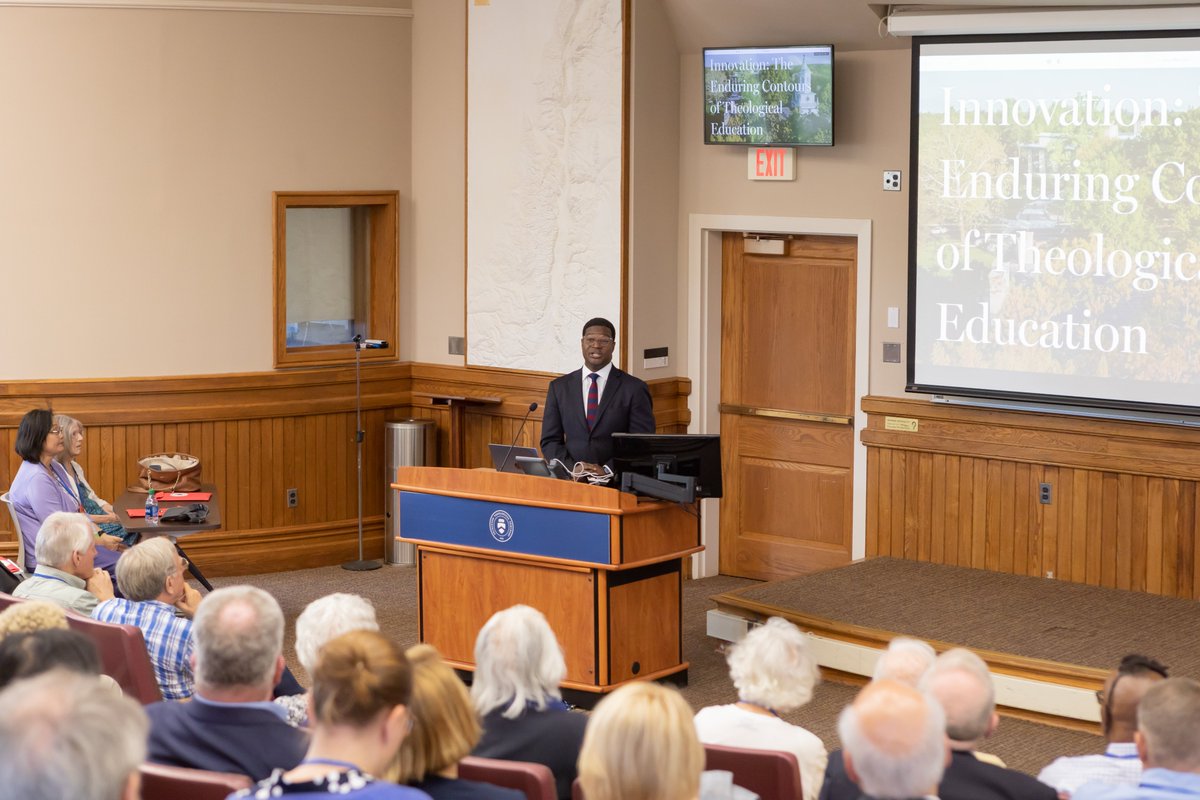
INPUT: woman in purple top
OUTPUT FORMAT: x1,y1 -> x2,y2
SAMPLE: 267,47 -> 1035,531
7,409 -> 121,575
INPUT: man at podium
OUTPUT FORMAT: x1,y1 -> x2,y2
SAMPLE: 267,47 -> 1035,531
540,317 -> 655,470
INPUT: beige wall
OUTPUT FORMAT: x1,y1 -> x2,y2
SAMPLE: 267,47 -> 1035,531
2,2 -> 913,401
627,0 -> 681,378
409,0 -> 466,366
0,6 -> 412,379
675,48 -> 911,397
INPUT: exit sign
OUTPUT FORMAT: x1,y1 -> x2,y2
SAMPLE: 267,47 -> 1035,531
747,147 -> 794,181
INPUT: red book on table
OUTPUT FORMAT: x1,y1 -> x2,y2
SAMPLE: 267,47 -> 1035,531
153,492 -> 212,502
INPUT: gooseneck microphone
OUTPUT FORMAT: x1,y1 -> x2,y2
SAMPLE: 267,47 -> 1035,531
498,402 -> 539,474
353,334 -> 389,349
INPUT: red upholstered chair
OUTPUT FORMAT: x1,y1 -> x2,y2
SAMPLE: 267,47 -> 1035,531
139,762 -> 252,800
459,755 -> 557,800
65,611 -> 163,704
704,743 -> 803,800
572,778 -> 585,800
0,591 -> 23,611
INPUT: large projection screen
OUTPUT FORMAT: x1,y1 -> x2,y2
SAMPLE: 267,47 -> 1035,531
908,32 -> 1200,413
466,0 -> 624,374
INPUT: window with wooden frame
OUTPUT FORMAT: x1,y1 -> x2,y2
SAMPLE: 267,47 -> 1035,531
272,191 -> 398,368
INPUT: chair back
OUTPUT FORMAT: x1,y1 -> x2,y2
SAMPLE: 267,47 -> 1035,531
0,593 -> 23,611
139,762 -> 252,800
65,611 -> 163,704
0,492 -> 26,571
704,743 -> 803,800
459,755 -> 557,800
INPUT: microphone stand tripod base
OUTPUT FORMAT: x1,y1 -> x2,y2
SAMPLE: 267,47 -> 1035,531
341,558 -> 383,572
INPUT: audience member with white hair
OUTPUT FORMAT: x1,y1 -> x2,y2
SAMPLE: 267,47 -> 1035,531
470,605 -> 588,800
92,536 -> 202,700
579,681 -> 706,800
144,585 -> 308,781
275,592 -> 380,727
0,599 -> 68,639
921,648 -> 1056,800
694,616 -> 827,800
0,669 -> 148,800
13,511 -> 114,614
1073,677 -> 1200,800
819,636 -> 938,800
873,637 -> 938,686
838,679 -> 948,800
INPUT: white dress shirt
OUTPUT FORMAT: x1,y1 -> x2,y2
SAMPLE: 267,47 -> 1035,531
581,361 -> 614,414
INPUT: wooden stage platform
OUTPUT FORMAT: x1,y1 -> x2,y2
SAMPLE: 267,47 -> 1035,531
708,558 -> 1200,726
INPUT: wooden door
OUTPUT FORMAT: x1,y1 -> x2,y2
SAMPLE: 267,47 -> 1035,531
719,233 -> 856,580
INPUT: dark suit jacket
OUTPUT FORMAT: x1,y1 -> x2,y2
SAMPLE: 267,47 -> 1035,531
539,366 -> 654,468
145,698 -> 308,781
820,748 -> 1057,800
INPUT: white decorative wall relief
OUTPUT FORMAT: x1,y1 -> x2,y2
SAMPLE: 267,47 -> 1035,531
466,0 -> 624,374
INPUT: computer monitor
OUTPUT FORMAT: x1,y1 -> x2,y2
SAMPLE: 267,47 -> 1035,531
611,433 -> 723,503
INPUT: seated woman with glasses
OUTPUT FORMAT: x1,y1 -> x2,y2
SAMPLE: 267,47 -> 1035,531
6,409 -> 120,581
52,415 -> 136,548
233,630 -> 431,800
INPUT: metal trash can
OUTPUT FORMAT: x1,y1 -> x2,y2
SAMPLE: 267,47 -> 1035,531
385,419 -> 437,565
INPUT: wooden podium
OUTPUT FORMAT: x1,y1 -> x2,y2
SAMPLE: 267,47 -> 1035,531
392,467 -> 701,693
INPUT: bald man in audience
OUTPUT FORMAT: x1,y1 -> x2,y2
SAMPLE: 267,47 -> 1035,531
0,668 -> 148,800
13,512 -> 113,615
144,585 -> 307,780
1039,655 -> 1169,796
819,637 -> 939,800
1072,677 -> 1200,800
838,679 -> 948,800
925,648 -> 1057,800
92,537 -> 203,700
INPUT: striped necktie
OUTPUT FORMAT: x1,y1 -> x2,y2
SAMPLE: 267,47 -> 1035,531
586,373 -> 600,430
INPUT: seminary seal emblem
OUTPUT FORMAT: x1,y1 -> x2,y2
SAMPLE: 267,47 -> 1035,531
488,509 -> 515,543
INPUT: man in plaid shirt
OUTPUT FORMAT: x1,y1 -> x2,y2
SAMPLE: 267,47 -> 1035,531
93,537 -> 202,700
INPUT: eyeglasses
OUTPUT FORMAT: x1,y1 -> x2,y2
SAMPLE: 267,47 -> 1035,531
48,426 -> 63,436
582,337 -> 614,347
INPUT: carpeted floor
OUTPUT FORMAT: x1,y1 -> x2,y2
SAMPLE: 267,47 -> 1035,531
726,558 -> 1200,673
210,563 -> 1103,776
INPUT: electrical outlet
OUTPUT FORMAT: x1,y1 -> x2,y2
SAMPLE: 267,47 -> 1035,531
286,488 -> 298,508
1039,482 -> 1052,504
883,170 -> 902,191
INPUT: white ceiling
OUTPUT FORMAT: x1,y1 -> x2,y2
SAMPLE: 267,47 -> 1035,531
656,0 -> 1200,53
657,0 -> 906,53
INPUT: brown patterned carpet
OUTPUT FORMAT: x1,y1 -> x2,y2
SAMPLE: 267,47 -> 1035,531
211,560 -> 1107,776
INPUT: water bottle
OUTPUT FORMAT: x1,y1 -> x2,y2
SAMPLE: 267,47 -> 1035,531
145,490 -> 159,526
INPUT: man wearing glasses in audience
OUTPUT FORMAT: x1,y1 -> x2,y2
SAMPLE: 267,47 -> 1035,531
540,317 -> 655,473
1039,655 -> 1169,797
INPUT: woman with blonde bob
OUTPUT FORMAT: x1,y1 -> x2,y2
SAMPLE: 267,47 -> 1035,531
578,681 -> 705,800
387,644 -> 522,799
693,616 -> 827,800
233,630 -> 430,799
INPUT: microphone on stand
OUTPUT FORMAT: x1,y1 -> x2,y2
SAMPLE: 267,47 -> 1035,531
498,402 -> 539,474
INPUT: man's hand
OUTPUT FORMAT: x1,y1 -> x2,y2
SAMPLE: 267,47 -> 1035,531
85,568 -> 115,602
174,584 -> 203,618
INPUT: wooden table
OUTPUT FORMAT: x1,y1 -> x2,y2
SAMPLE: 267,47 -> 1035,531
113,484 -> 221,590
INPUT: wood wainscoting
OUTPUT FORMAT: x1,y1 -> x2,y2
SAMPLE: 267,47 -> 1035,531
862,396 -> 1200,600
0,364 -> 690,576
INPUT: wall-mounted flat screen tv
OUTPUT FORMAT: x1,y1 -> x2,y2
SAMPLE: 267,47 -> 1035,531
907,31 -> 1200,414
703,45 -> 834,146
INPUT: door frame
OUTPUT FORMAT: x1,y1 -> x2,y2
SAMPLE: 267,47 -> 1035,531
686,214 -> 873,578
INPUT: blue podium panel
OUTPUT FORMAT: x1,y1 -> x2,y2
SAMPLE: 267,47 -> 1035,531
399,491 -> 612,563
